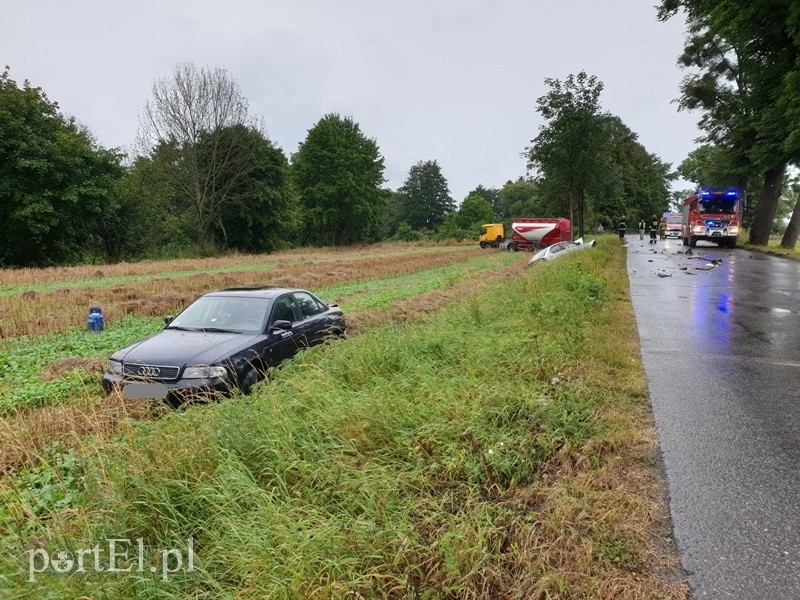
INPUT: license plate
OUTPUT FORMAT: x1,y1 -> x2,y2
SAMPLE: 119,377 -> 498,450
123,382 -> 169,399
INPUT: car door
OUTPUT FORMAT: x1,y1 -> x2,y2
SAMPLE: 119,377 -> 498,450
265,294 -> 302,365
291,291 -> 331,347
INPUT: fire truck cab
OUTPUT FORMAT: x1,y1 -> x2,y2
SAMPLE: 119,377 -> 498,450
682,188 -> 742,249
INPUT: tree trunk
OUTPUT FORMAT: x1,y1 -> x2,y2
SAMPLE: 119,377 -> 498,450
780,192 -> 800,249
748,166 -> 784,246
569,194 -> 575,241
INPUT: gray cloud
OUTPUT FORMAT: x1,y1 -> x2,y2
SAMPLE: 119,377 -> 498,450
2,0 -> 699,202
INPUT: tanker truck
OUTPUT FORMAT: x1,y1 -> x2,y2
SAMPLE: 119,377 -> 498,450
478,218 -> 572,251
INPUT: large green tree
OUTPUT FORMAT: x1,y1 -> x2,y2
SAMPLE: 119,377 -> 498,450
527,77 -> 670,234
0,68 -> 124,266
292,113 -> 386,245
109,155 -> 191,260
495,178 -> 542,221
600,115 -> 672,224
396,160 -> 454,230
526,72 -> 609,239
466,185 -> 501,219
138,61 -> 262,247
208,125 -> 297,252
455,194 -> 495,231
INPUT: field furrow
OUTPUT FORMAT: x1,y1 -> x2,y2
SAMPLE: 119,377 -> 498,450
0,246 -> 485,339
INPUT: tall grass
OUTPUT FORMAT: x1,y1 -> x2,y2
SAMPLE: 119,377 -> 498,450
0,240 -> 687,598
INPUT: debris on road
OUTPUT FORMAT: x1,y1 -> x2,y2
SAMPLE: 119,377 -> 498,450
687,256 -> 721,263
695,263 -> 718,271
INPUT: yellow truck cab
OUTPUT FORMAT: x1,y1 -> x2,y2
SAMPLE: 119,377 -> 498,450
479,223 -> 505,248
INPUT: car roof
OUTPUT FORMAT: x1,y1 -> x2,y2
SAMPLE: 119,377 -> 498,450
203,287 -> 305,299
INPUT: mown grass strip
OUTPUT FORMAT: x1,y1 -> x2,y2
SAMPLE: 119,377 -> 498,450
0,239 -> 687,598
327,251 -> 520,310
0,246 -> 473,298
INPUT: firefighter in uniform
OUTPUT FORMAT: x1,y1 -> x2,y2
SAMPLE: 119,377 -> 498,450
649,214 -> 659,244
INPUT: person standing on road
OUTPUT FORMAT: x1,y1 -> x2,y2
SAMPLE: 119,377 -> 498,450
617,218 -> 627,242
638,218 -> 646,240
659,216 -> 667,240
649,214 -> 659,244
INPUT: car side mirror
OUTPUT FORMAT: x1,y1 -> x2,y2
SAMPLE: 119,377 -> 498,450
270,320 -> 292,332
164,315 -> 173,325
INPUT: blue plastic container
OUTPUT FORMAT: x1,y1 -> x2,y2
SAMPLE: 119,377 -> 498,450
87,307 -> 104,332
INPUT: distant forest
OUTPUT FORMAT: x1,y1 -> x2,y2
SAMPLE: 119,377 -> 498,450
7,0 -> 800,267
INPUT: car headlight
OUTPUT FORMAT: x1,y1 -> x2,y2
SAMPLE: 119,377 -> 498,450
693,225 -> 705,234
106,360 -> 122,376
182,366 -> 227,379
728,226 -> 739,234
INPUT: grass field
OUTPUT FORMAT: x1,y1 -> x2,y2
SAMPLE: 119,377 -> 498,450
0,241 -> 687,598
740,236 -> 800,259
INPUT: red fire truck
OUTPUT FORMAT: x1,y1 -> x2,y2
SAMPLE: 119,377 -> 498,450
681,188 -> 742,248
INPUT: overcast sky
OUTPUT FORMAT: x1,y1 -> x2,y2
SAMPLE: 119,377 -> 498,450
2,0 -> 699,203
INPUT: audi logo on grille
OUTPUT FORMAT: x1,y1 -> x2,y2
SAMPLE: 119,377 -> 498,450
137,366 -> 161,377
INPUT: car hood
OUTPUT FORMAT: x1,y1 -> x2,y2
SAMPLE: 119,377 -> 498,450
113,329 -> 261,366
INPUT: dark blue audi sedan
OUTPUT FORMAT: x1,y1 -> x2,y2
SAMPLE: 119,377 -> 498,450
101,287 -> 345,404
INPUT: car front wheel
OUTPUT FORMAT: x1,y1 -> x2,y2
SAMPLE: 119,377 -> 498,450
240,369 -> 261,395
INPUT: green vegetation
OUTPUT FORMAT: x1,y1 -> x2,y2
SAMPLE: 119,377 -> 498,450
394,159 -> 455,231
0,253 -> 520,413
526,72 -> 672,237
293,113 -> 387,246
0,239 -> 686,598
0,317 -> 162,413
0,68 -> 124,266
740,238 -> 800,259
324,252 -> 520,310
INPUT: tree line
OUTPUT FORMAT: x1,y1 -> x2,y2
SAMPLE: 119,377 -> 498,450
659,0 -> 800,249
3,60 -> 681,267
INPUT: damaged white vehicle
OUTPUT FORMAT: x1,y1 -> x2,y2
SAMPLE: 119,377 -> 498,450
528,238 -> 596,265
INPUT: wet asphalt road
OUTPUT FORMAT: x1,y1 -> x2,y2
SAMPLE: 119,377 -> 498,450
626,235 -> 800,599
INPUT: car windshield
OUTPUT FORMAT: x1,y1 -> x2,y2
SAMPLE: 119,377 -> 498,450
666,216 -> 682,224
699,199 -> 737,214
167,296 -> 270,333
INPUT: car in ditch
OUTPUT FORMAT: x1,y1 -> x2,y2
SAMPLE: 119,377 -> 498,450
101,287 -> 345,404
527,237 -> 596,265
